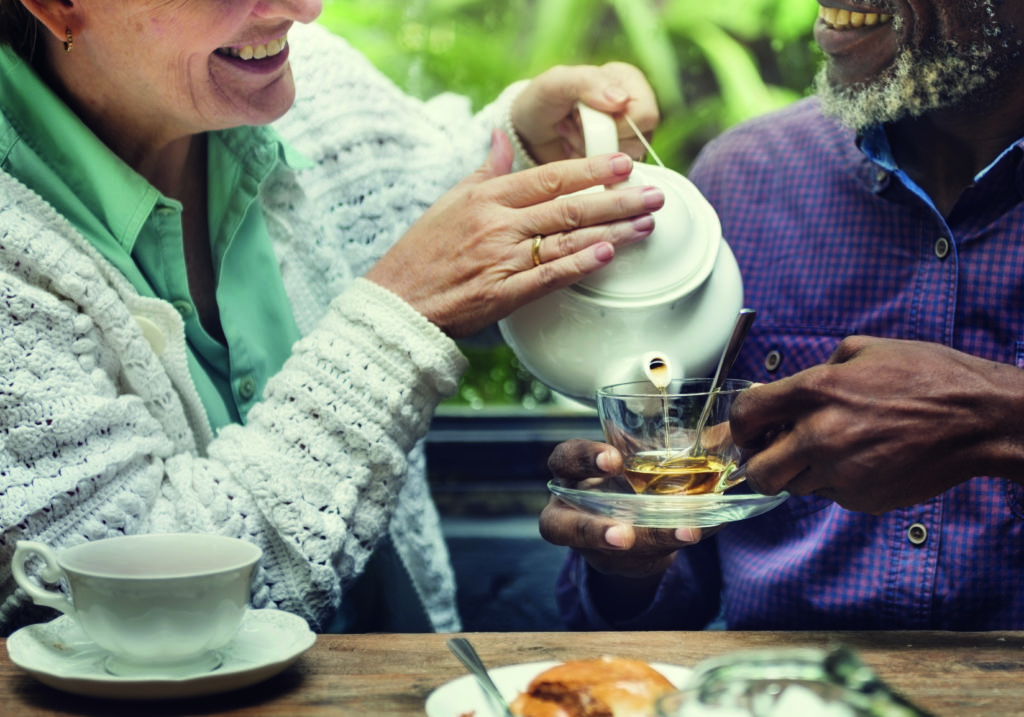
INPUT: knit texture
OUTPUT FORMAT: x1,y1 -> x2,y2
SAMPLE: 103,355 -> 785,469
0,22 -> 526,634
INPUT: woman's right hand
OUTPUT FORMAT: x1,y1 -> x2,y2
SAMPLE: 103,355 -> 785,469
365,129 -> 664,338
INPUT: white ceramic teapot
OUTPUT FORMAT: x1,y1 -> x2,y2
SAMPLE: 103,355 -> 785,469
498,104 -> 744,404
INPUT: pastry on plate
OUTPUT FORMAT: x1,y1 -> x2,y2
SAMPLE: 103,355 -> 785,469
509,656 -> 676,717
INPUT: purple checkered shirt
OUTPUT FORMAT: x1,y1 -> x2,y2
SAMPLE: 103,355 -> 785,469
558,97 -> 1024,630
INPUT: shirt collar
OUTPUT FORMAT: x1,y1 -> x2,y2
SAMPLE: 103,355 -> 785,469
859,123 -> 1024,182
0,45 -> 310,256
0,45 -> 160,252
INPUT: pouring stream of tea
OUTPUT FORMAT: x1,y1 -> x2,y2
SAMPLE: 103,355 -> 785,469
689,308 -> 757,459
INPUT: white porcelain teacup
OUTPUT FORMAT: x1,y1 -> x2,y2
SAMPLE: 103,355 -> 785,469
12,533 -> 262,676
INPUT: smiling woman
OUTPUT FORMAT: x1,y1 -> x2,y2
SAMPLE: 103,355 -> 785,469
0,0 -> 668,637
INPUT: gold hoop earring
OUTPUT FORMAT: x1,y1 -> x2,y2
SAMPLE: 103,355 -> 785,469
63,28 -> 73,53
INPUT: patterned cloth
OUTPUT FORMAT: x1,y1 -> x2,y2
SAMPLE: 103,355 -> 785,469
558,97 -> 1024,630
0,21 -> 531,635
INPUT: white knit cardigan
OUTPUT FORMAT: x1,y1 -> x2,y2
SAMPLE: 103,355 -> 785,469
0,22 -> 529,634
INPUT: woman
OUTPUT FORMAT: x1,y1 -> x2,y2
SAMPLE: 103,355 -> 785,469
0,0 -> 662,634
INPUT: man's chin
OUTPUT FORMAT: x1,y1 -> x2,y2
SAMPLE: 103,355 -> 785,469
814,45 -> 1000,134
813,66 -> 902,134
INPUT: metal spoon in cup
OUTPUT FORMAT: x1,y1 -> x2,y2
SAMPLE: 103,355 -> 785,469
689,307 -> 757,459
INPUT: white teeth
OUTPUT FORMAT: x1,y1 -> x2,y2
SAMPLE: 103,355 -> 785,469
219,36 -> 287,61
819,7 -> 892,30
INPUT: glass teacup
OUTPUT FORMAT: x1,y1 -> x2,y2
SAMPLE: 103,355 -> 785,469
597,377 -> 752,497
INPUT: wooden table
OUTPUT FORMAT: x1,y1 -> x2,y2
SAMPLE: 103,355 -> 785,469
3,630 -> 1023,716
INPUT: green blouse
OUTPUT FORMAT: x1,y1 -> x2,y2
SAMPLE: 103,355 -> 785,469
0,46 -> 310,431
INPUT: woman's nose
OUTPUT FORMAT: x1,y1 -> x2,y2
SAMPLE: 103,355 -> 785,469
254,0 -> 323,23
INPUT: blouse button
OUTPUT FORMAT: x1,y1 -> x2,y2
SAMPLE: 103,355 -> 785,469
907,522 -> 928,546
238,376 -> 257,400
172,300 -> 194,318
764,350 -> 782,373
933,237 -> 951,260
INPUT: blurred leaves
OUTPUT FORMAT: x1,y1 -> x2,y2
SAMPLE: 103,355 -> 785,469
316,0 -> 820,406
318,0 -> 819,170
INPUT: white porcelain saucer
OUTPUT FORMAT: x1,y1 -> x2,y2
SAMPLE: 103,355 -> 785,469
6,608 -> 315,700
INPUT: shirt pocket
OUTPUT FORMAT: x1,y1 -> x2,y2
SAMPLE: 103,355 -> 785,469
735,323 -> 854,384
735,324 -> 853,519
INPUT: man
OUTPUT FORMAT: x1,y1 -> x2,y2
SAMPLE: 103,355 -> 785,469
539,0 -> 1024,630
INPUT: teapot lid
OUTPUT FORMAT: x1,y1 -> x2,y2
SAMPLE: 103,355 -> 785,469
571,105 -> 722,308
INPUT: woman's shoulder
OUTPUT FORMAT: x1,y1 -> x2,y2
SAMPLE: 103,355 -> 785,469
0,170 -> 110,287
286,22 -> 392,94
276,23 -> 416,141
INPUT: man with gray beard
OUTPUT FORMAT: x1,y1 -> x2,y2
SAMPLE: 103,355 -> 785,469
541,1 -> 1024,631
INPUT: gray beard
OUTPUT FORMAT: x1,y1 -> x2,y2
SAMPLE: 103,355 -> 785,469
815,8 -> 1011,132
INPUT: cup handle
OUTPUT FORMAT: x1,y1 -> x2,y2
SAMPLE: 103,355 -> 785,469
12,541 -> 74,615
712,461 -> 757,495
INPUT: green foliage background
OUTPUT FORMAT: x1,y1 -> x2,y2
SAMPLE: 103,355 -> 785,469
317,0 -> 822,408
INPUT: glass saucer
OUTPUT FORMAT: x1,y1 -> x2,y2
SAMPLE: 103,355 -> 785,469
548,476 -> 789,528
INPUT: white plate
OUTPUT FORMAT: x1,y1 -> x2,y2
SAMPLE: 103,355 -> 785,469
425,660 -> 691,717
6,608 -> 315,700
549,477 -> 789,528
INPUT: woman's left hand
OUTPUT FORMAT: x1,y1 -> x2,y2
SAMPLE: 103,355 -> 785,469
510,62 -> 659,165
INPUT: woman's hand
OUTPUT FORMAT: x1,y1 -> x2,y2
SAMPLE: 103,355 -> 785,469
511,62 -> 660,164
365,130 -> 664,338
539,440 -> 710,579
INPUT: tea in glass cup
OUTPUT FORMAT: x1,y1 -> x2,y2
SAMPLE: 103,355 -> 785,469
12,533 -> 262,676
596,378 -> 752,496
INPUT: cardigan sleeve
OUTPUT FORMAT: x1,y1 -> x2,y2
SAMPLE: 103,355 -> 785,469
0,179 -> 466,633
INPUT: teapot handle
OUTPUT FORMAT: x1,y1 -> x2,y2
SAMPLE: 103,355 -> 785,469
577,102 -> 621,157
577,102 -> 636,192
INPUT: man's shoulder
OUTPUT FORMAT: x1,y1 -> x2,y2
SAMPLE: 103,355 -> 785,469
688,96 -> 860,189
701,97 -> 849,162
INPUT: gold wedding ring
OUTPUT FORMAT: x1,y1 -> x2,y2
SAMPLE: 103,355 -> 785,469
531,235 -> 544,267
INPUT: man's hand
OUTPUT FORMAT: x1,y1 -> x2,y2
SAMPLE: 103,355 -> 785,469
730,336 -> 1024,513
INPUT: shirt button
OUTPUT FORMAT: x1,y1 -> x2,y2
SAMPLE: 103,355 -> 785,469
254,145 -> 273,163
875,169 -> 888,183
172,300 -> 194,318
238,376 -> 257,400
933,237 -> 951,260
764,350 -> 782,373
155,206 -> 177,216
907,522 -> 928,546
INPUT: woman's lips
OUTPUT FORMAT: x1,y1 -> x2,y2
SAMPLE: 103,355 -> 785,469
213,38 -> 290,75
217,37 -> 288,61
